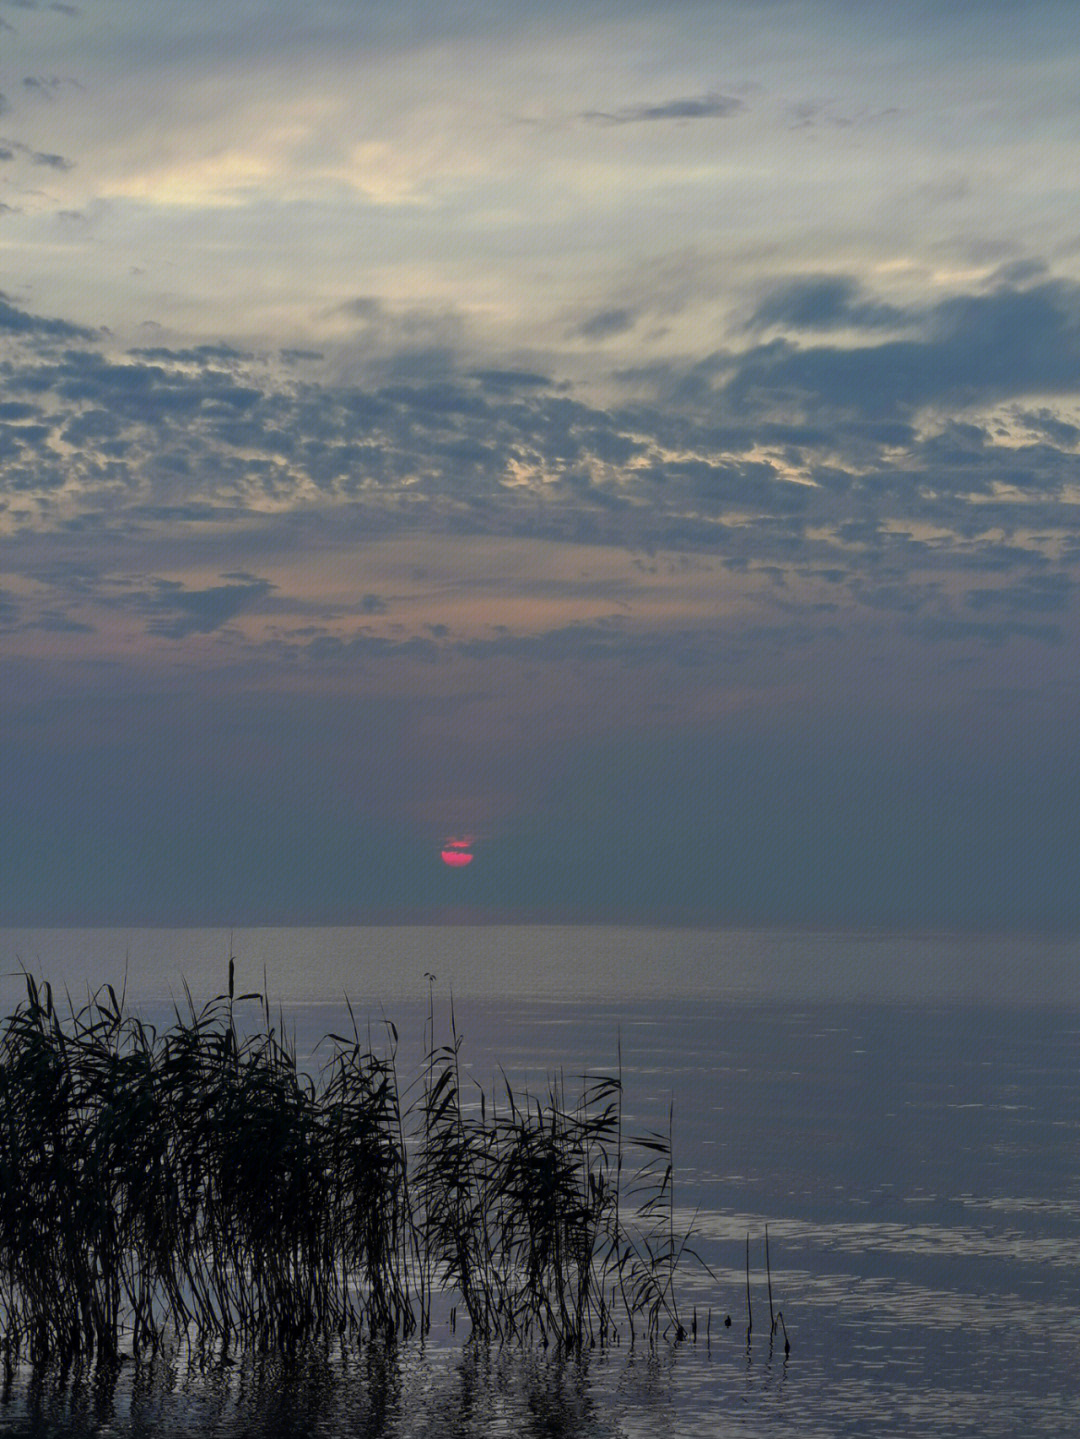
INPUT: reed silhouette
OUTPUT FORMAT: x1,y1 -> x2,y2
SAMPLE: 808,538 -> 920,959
0,973 -> 707,1369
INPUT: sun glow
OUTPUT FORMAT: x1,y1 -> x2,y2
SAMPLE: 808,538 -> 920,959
440,836 -> 474,867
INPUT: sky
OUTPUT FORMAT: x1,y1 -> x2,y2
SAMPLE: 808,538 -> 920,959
3,0 -> 1080,927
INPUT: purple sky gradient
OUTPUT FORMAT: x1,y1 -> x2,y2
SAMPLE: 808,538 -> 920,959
3,0 -> 1080,926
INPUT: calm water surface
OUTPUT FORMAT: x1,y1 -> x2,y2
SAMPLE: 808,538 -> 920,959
1,925 -> 1079,1438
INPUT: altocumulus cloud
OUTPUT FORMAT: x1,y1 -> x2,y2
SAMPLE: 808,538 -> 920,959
2,270 -> 1080,654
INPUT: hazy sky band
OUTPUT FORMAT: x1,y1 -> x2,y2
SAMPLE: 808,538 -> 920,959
3,0 -> 1080,926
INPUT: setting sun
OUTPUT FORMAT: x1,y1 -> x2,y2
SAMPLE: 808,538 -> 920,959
440,836 -> 474,867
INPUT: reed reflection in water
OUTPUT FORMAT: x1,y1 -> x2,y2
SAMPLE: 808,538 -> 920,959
1,1338 -> 755,1439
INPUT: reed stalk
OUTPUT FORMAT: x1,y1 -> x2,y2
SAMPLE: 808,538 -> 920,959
0,974 -> 712,1363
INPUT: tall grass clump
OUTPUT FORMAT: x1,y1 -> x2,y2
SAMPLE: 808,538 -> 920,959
0,973 -> 703,1367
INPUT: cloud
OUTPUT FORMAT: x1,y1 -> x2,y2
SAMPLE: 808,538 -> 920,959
723,278 -> 1080,419
28,609 -> 93,633
907,616 -> 1062,646
0,401 -> 42,421
50,158 -> 81,183
581,93 -> 743,125
0,292 -> 96,339
468,368 -> 552,392
300,630 -> 440,664
142,574 -> 275,638
280,348 -> 324,364
1016,407 -> 1080,447
129,343 -> 253,366
965,572 -> 1072,614
3,273 -> 1080,653
784,99 -> 899,131
22,75 -> 75,99
0,138 -> 75,169
0,1 -> 79,14
455,618 -> 630,665
329,297 -> 466,358
745,275 -> 905,332
336,297 -> 382,322
575,308 -> 636,341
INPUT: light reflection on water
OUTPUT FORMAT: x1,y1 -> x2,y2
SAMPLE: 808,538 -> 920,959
1,925 -> 1079,1437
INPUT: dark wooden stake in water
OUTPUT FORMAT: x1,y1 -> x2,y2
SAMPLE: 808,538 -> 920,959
745,1231 -> 753,1344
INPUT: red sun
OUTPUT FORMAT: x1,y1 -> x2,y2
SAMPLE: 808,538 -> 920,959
440,837 -> 474,867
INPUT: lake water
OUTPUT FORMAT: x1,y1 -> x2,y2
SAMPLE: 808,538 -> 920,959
1,924 -> 1079,1438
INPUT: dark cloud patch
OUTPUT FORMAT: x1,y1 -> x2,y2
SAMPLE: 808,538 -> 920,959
130,503 -> 243,523
638,454 -> 806,513
302,630 -> 440,665
275,616 -> 737,673
576,308 -> 636,341
853,581 -> 938,615
456,619 -> 630,665
36,350 -> 261,419
28,147 -> 73,170
582,93 -> 743,125
0,1 -> 78,12
907,616 -> 1063,645
60,407 -> 125,447
469,368 -> 551,392
0,400 -> 42,421
746,275 -> 905,332
22,75 -> 71,99
1016,407 -> 1080,447
919,420 -> 988,462
28,609 -> 93,633
0,140 -> 54,166
966,572 -> 1072,614
128,343 -> 253,366
1,425 -> 31,458
724,278 -> 1080,419
143,574 -> 275,639
336,296 -> 382,321
785,100 -> 899,131
450,618 -> 784,670
993,259 -> 1049,288
330,297 -> 466,363
0,419 -> 51,449
0,292 -> 95,339
359,592 -> 387,615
